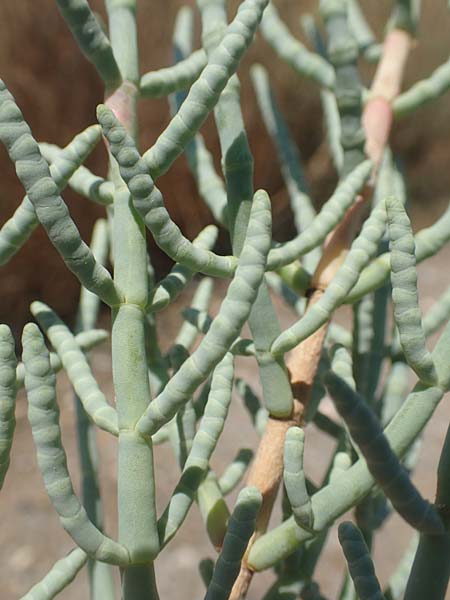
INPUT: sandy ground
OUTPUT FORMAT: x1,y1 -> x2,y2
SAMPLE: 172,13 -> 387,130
2,238 -> 450,600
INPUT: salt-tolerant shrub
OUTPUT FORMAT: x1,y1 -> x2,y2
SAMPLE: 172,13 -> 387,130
1,1 -> 450,599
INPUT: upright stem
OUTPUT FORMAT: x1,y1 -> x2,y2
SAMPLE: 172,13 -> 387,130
74,220 -> 115,599
121,565 -> 160,599
106,0 -> 140,85
105,2 -> 160,598
404,423 -> 450,600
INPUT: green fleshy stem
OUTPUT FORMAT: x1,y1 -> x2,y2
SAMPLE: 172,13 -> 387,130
31,301 -> 118,436
272,198 -> 386,355
143,0 -> 270,178
385,533 -> 419,600
197,470 -> 231,550
283,427 -> 314,531
136,188 -> 272,437
74,218 -> 115,598
76,219 -> 110,333
403,418 -> 450,600
205,486 -> 262,600
0,81 -> 121,306
22,323 -> 130,565
380,362 -> 410,426
321,89 -> 344,173
347,0 -> 382,62
199,558 -> 214,588
56,0 -> 122,91
431,316 -> 450,403
147,226 -> 218,312
265,271 -> 306,316
235,377 -> 268,436
170,5 -> 228,228
167,345 -> 197,469
198,0 -> 293,420
112,303 -> 159,562
423,283 -> 450,338
345,202 -> 450,303
260,578 -> 304,600
321,0 -> 366,177
198,0 -> 251,253
40,142 -> 114,206
251,64 -> 319,273
266,160 -> 371,271
386,196 -> 437,386
260,3 -> 335,88
140,49 -> 207,98
0,324 -> 17,489
184,133 -> 228,227
300,14 -> 346,173
98,104 -> 236,278
175,278 -> 214,350
0,125 -> 104,266
325,371 -> 444,534
104,0 -> 139,85
20,548 -> 88,600
157,353 -> 234,547
15,329 -> 108,389
329,452 -> 352,483
388,0 -> 420,36
218,448 -> 254,495
338,522 -> 384,600
330,344 -> 355,389
394,55 -> 450,117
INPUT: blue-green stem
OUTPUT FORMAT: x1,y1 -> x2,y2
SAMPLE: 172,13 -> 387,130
0,325 -> 17,490
105,2 -> 159,596
56,0 -> 122,92
74,220 -> 115,599
199,0 -> 292,419
20,548 -> 88,600
403,419 -> 450,600
384,533 -> 419,599
338,522 -> 384,600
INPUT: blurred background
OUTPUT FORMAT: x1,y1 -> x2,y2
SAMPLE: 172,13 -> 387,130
1,0 -> 450,331
1,2 -> 450,598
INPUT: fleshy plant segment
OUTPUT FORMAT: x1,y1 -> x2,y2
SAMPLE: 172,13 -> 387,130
1,1 -> 450,599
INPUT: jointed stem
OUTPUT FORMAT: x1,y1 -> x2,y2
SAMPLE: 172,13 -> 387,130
104,2 -> 159,597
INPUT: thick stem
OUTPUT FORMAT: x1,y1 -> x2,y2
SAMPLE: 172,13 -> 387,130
121,564 -> 160,600
110,189 -> 159,590
105,3 -> 159,597
404,422 -> 450,600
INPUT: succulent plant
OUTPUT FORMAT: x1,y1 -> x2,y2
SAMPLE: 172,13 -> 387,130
2,1 -> 450,599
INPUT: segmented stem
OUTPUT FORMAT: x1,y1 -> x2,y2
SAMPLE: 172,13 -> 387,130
387,196 -> 437,386
136,189 -> 272,436
56,0 -> 122,91
31,301 -> 118,436
205,487 -> 262,600
0,325 -> 17,489
0,125 -> 103,265
0,81 -> 120,306
22,323 -> 129,565
338,522 -> 384,600
20,548 -> 88,600
158,353 -> 234,547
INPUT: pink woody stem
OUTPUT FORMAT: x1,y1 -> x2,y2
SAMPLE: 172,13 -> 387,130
363,29 -> 412,172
